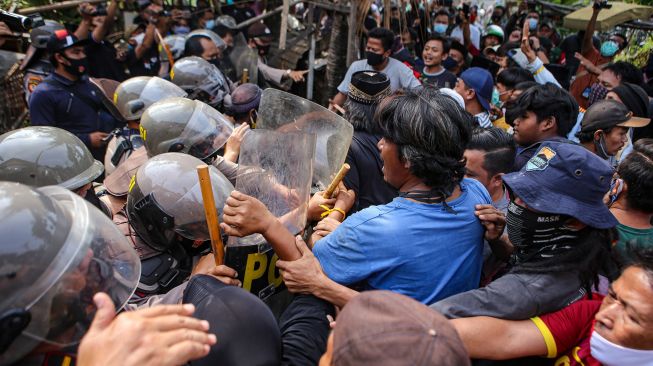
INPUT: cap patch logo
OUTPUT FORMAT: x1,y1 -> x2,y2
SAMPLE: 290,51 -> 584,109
526,146 -> 556,171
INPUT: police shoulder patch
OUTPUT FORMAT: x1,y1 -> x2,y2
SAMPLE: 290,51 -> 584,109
526,146 -> 556,171
27,75 -> 43,92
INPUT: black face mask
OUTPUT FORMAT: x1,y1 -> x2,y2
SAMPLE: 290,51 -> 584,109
506,199 -> 583,264
442,57 -> 458,70
257,44 -> 271,57
366,51 -> 386,66
62,55 -> 89,77
208,58 -> 221,68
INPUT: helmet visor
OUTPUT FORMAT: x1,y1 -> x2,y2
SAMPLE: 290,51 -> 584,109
179,101 -> 233,160
21,186 -> 140,347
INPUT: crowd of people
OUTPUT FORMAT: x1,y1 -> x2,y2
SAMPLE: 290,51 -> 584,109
1,0 -> 653,365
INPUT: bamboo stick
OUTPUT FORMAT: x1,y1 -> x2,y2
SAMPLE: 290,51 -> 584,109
196,165 -> 225,265
323,163 -> 350,199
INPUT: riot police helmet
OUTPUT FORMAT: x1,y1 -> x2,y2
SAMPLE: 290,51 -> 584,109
0,126 -> 104,190
113,76 -> 187,121
126,152 -> 234,251
0,182 -> 140,364
139,98 -> 233,161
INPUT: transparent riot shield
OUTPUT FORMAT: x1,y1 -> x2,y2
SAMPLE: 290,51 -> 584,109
225,129 -> 315,300
228,31 -> 258,84
257,89 -> 354,191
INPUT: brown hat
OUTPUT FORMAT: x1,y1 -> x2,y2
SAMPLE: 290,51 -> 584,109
333,291 -> 470,366
580,99 -> 650,132
247,22 -> 273,41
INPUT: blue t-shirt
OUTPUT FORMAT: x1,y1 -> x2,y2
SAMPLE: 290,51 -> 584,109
313,178 -> 491,304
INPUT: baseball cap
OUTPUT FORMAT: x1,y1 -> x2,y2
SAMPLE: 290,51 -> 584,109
332,291 -> 470,366
46,29 -> 88,53
580,99 -> 650,132
503,141 -> 618,229
184,275 -> 282,366
247,22 -> 273,41
348,71 -> 391,105
459,67 -> 494,112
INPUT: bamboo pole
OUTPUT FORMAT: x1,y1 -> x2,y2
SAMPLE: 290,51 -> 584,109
383,0 -> 391,29
18,0 -> 105,15
278,0 -> 289,50
323,163 -> 350,199
346,0 -> 359,66
196,165 -> 225,265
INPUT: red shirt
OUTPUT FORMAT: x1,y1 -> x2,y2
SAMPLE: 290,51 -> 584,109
530,296 -> 604,366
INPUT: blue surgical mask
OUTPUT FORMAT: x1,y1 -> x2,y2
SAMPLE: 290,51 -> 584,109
173,25 -> 190,35
433,23 -> 448,34
205,19 -> 215,29
528,18 -> 538,30
600,40 -> 619,57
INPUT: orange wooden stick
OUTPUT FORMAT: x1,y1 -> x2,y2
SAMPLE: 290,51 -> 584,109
196,165 -> 224,265
323,163 -> 351,199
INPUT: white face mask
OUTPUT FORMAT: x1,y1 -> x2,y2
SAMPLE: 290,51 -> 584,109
590,330 -> 653,366
130,32 -> 145,46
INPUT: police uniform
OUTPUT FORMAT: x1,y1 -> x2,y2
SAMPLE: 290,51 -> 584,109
29,72 -> 123,161
23,59 -> 52,102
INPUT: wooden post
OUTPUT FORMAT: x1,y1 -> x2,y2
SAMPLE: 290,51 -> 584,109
279,0 -> 290,50
346,1 -> 359,66
196,165 -> 225,265
306,3 -> 316,100
383,0 -> 391,28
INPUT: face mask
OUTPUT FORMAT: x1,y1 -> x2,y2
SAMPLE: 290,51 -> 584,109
131,32 -> 145,46
62,55 -> 89,77
204,19 -> 215,29
492,14 -> 502,23
590,330 -> 653,366
594,132 -> 611,159
600,40 -> 619,57
208,58 -> 221,68
588,82 -> 609,106
506,199 -> 582,264
442,56 -> 458,70
257,43 -> 271,56
491,87 -> 501,107
172,25 -> 190,35
528,18 -> 538,30
433,23 -> 448,34
366,51 -> 385,66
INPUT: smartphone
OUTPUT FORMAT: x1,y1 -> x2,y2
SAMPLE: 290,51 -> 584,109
507,48 -> 529,69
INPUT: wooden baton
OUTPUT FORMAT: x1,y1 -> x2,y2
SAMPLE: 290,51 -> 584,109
323,163 -> 351,199
196,165 -> 225,265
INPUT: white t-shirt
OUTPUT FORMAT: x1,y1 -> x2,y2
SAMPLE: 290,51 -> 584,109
450,24 -> 481,50
337,57 -> 421,94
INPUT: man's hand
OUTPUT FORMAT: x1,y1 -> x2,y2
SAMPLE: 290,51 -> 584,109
288,70 -> 308,82
333,182 -> 356,216
0,21 -> 12,37
191,254 -> 242,287
79,2 -> 95,21
310,216 -> 342,245
521,21 -> 536,63
307,191 -> 337,222
276,236 -> 328,295
220,190 -> 276,237
223,123 -> 250,163
77,293 -> 216,366
89,132 -> 110,148
475,204 -> 506,242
